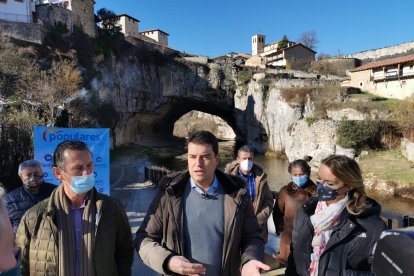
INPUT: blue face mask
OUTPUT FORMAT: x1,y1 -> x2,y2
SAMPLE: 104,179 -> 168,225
317,182 -> 339,201
292,176 -> 308,188
70,172 -> 95,194
60,168 -> 95,194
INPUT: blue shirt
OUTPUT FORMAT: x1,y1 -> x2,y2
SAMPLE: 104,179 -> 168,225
190,176 -> 219,196
70,198 -> 87,276
238,169 -> 256,201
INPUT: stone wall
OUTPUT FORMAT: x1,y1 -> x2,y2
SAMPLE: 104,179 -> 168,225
0,21 -> 45,44
346,41 -> 414,61
70,0 -> 95,37
309,58 -> 361,76
182,56 -> 209,64
36,4 -> 73,32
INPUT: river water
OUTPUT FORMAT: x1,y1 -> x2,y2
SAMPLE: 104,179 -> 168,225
112,140 -> 414,216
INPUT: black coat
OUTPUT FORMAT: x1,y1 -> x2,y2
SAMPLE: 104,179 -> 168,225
4,182 -> 56,233
286,197 -> 387,276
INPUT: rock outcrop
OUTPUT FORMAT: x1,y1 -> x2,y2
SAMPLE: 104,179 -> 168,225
401,138 -> 414,162
90,42 -> 356,164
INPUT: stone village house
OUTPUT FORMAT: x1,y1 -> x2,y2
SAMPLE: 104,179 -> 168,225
346,54 -> 414,99
1,0 -> 169,46
245,34 -> 316,70
0,0 -> 96,37
114,13 -> 169,47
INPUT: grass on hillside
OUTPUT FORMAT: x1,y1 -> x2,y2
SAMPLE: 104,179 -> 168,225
359,149 -> 414,186
344,93 -> 402,110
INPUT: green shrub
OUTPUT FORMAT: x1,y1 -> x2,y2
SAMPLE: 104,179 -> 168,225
305,117 -> 317,125
237,67 -> 254,84
336,120 -> 399,151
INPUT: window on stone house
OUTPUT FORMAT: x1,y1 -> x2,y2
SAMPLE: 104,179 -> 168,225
360,82 -> 363,86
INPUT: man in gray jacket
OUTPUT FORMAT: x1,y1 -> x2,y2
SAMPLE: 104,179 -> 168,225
136,131 -> 270,276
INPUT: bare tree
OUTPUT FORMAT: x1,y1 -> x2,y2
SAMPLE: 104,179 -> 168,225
300,31 -> 319,50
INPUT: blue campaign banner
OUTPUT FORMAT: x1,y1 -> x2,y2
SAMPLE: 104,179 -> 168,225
33,126 -> 110,195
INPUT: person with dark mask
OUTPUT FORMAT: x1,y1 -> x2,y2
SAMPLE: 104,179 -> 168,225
4,160 -> 56,233
0,186 -> 21,276
286,155 -> 387,276
272,159 -> 316,264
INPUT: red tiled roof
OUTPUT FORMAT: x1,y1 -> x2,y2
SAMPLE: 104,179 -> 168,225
351,54 -> 414,72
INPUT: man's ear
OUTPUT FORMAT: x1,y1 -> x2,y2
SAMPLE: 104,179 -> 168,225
52,167 -> 64,181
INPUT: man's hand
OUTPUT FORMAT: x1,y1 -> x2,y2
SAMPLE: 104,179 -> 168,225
241,259 -> 271,276
168,255 -> 206,276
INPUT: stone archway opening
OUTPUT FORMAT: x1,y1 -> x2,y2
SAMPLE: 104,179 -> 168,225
173,110 -> 236,141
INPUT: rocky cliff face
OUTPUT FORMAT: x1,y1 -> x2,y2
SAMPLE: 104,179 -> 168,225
173,111 -> 236,140
232,72 -> 355,166
91,43 -> 237,145
90,44 -> 355,165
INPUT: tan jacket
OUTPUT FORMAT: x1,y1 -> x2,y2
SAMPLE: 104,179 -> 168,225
225,161 -> 274,241
135,170 -> 264,276
15,188 -> 134,276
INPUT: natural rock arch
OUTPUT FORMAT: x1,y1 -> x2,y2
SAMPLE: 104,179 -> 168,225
114,97 -> 242,145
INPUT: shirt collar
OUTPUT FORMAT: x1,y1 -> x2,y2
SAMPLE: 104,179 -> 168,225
238,169 -> 254,178
70,192 -> 89,210
190,175 -> 219,195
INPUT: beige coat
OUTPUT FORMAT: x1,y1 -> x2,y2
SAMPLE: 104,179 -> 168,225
225,161 -> 274,241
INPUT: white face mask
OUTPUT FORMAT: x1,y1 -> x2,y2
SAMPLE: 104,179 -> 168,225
240,159 -> 253,172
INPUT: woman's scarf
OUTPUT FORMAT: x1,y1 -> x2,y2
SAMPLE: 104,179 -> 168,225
309,195 -> 348,276
53,185 -> 96,276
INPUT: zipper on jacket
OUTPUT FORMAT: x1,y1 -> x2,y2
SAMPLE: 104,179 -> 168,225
222,190 -> 245,270
168,195 -> 182,255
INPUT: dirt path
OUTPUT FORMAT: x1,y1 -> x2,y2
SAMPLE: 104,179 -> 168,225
111,164 -> 159,276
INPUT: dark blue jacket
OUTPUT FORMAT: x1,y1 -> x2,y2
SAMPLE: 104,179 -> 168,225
4,182 -> 56,233
286,196 -> 387,276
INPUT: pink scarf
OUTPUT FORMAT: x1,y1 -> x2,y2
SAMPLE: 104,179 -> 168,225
309,195 -> 348,276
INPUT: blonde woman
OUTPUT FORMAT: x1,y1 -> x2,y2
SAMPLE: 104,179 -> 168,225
286,155 -> 386,275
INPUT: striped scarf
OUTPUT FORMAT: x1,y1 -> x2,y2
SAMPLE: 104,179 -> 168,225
309,195 -> 348,276
53,185 -> 96,276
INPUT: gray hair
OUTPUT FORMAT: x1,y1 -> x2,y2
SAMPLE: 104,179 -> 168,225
237,145 -> 254,157
18,160 -> 42,176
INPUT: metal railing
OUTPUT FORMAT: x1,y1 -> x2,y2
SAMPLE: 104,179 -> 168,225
373,70 -> 414,81
381,210 -> 414,229
145,166 -> 414,230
